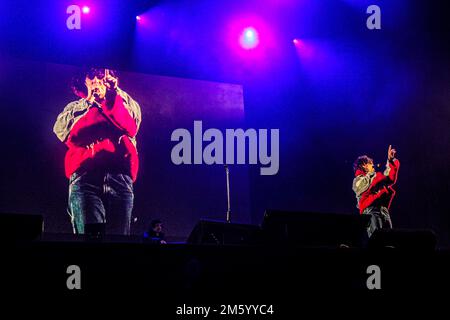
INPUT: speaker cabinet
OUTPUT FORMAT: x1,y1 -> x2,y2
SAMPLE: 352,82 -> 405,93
368,229 -> 437,251
261,210 -> 369,248
187,220 -> 261,245
0,213 -> 43,241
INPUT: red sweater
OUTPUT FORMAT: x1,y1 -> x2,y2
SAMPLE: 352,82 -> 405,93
64,93 -> 139,182
354,159 -> 400,214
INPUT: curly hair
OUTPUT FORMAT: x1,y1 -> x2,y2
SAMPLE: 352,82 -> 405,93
70,69 -> 88,97
150,219 -> 162,228
353,155 -> 374,173
85,68 -> 117,80
70,68 -> 118,97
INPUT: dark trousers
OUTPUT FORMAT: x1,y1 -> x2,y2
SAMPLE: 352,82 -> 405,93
362,206 -> 392,238
68,171 -> 134,235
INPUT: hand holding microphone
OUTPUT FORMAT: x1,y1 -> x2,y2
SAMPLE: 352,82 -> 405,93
84,69 -> 118,104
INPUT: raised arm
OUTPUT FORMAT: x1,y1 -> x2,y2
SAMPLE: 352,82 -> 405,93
383,145 -> 400,184
101,89 -> 142,138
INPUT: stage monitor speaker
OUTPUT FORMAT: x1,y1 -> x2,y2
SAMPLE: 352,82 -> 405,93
261,210 -> 369,248
187,220 -> 261,245
0,213 -> 43,241
368,229 -> 437,251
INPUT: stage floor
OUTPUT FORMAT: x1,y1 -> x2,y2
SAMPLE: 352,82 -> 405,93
2,235 -> 449,304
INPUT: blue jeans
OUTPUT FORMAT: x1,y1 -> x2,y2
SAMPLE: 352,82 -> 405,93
362,206 -> 392,238
68,171 -> 134,235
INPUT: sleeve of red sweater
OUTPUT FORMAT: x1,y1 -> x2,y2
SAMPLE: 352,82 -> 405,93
64,136 -> 115,178
385,159 -> 400,184
368,159 -> 400,191
359,185 -> 390,213
64,138 -> 92,178
101,89 -> 141,138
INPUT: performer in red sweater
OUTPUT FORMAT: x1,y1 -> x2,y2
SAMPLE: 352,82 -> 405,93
54,68 -> 141,235
352,145 -> 400,237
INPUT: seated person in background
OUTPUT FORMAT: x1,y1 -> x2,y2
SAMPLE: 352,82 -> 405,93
144,219 -> 167,244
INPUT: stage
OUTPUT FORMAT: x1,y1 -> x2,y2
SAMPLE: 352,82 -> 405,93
2,235 -> 449,315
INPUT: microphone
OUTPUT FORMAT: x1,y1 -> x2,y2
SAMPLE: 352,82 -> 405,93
90,99 -> 103,111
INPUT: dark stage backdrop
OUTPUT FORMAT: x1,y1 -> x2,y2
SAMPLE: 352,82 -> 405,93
0,56 -> 250,240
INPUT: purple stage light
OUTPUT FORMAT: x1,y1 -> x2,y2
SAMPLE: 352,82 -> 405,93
293,38 -> 299,45
245,29 -> 255,38
227,16 -> 278,61
240,27 -> 259,49
136,15 -> 141,21
82,6 -> 90,14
